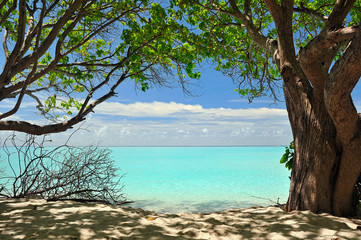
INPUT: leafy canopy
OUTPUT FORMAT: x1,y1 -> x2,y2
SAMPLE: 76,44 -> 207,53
168,0 -> 361,100
0,0 -> 203,134
2,0 -> 361,135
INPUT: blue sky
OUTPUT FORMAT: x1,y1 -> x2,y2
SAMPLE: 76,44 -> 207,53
0,64 -> 293,146
48,66 -> 294,146
2,63 -> 361,146
87,65 -> 292,146
1,5 -> 361,147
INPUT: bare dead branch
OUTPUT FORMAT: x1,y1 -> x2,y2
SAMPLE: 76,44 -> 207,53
0,131 -> 126,205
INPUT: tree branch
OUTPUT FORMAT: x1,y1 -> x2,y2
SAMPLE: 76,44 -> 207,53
192,0 -> 278,56
1,1 -> 136,101
0,0 -> 26,88
0,117 -> 85,135
263,0 -> 313,98
25,91 -> 46,113
298,0 -> 358,95
0,0 -> 47,120
2,28 -> 9,63
0,0 -> 9,10
325,21 -> 361,144
0,0 -> 17,26
26,0 -> 87,61
325,0 -> 356,28
61,5 -> 131,57
19,0 -> 47,58
293,6 -> 328,21
298,27 -> 358,89
307,0 -> 358,52
78,70 -> 128,117
264,0 -> 296,62
0,0 -> 87,87
0,65 -> 37,120
263,0 -> 281,22
44,0 -> 61,16
244,0 -> 251,16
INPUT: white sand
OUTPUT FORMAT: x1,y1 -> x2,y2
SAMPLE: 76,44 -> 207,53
0,198 -> 361,239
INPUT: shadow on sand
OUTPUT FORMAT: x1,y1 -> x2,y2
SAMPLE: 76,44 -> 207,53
0,198 -> 360,239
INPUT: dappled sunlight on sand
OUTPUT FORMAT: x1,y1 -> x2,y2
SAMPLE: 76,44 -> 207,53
0,198 -> 360,239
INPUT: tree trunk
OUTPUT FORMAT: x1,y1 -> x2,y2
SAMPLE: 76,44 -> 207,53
268,1 -> 361,216
283,83 -> 361,216
260,0 -> 361,217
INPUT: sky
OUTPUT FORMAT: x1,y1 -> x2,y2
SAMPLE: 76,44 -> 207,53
1,62 -> 361,147
1,5 -> 361,147
0,63 -> 295,146
80,66 -> 293,146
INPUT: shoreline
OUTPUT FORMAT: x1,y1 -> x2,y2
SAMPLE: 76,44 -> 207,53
1,198 -> 361,239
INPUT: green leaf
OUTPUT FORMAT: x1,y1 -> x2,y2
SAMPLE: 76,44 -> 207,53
280,150 -> 289,164
285,161 -> 292,170
280,141 -> 294,170
141,82 -> 149,92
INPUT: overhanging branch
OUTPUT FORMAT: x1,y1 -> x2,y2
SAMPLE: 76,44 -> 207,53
0,117 -> 84,135
293,6 -> 328,21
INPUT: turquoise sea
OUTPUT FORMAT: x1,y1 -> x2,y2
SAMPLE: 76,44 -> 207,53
1,146 -> 291,213
111,147 -> 290,213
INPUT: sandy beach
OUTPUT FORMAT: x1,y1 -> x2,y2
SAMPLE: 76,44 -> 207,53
0,198 -> 361,239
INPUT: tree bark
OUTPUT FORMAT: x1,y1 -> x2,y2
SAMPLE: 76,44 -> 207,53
284,80 -> 338,214
262,0 -> 361,217
284,78 -> 361,216
280,52 -> 361,216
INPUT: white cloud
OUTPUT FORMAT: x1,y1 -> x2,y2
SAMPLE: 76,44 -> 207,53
94,101 -> 203,117
46,101 -> 292,146
94,125 -> 108,137
0,99 -> 38,110
0,100 -> 292,146
93,101 -> 288,121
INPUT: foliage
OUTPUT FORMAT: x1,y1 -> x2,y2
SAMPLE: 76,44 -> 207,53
170,0 -> 282,101
0,133 -> 125,204
280,141 -> 294,171
0,0 -> 203,134
168,0 -> 361,101
3,1 -> 359,134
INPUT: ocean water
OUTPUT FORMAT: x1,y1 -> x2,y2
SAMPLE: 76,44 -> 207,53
0,146 -> 291,213
111,147 -> 291,213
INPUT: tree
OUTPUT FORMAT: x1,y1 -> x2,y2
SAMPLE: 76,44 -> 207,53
173,0 -> 361,216
3,0 -> 361,217
0,0 -> 201,134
